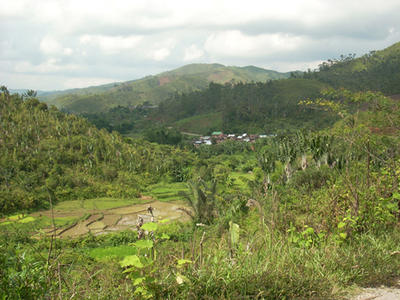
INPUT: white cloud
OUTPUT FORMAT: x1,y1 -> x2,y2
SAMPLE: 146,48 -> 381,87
151,48 -> 170,61
14,59 -> 80,74
79,34 -> 143,54
265,60 -> 324,73
1,0 -> 400,89
40,36 -> 62,55
184,45 -> 204,61
63,48 -> 73,56
205,30 -> 304,58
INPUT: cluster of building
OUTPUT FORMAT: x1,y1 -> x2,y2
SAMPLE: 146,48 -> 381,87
193,131 -> 275,146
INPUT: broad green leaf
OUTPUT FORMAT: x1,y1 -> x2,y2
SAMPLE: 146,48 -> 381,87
134,286 -> 149,297
133,277 -> 145,286
302,227 -> 314,236
122,267 -> 136,274
337,222 -> 346,229
393,192 -> 400,200
141,222 -> 158,231
339,233 -> 347,239
119,255 -> 143,268
133,239 -> 154,249
160,233 -> 170,240
177,259 -> 192,266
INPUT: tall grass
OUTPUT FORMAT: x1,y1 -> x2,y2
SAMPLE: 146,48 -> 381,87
155,226 -> 400,299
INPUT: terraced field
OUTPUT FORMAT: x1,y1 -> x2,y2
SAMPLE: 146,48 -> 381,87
0,195 -> 192,238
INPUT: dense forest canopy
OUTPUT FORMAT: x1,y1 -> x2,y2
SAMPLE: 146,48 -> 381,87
0,87 -> 194,213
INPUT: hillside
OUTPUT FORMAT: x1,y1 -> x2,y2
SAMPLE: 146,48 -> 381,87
146,41 -> 400,135
39,82 -> 121,101
2,44 -> 400,299
42,63 -> 290,113
302,41 -> 400,94
151,78 -> 336,134
2,86 -> 400,299
0,87 -> 193,213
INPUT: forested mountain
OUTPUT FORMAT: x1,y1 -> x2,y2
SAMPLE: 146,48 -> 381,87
42,64 -> 290,113
0,87 -> 193,213
38,42 -> 400,138
145,41 -> 400,134
301,41 -> 400,94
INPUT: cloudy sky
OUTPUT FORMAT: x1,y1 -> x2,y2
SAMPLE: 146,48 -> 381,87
1,0 -> 400,91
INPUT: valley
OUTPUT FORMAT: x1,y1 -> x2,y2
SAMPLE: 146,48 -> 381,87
1,41 -> 400,299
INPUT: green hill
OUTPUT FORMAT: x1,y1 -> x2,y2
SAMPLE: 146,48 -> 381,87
151,41 -> 400,135
154,79 -> 335,134
41,64 -> 290,113
302,41 -> 400,94
0,87 -> 193,213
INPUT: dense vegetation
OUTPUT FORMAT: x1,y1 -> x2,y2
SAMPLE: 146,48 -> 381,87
1,42 -> 400,299
0,87 -> 194,213
155,79 -> 336,134
2,85 -> 400,298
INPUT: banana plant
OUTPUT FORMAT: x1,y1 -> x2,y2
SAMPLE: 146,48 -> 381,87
257,145 -> 277,189
278,139 -> 298,183
310,134 -> 333,167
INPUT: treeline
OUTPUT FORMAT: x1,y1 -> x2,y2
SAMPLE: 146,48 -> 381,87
299,42 -> 400,94
82,104 -> 148,134
0,87 -> 194,214
155,79 -> 337,133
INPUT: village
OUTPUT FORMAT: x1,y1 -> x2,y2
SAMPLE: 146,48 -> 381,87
193,131 -> 276,146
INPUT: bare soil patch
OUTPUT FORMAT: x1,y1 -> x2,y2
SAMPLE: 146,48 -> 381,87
46,200 -> 191,238
349,280 -> 400,300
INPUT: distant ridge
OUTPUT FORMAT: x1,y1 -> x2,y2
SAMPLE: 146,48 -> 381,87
40,63 -> 290,113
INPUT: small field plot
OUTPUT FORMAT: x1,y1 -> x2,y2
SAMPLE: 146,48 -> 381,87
173,112 -> 222,134
144,182 -> 188,202
0,214 -> 36,226
229,172 -> 255,192
53,197 -> 144,212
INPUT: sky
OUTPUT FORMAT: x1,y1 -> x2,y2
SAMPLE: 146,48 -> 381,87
1,0 -> 400,91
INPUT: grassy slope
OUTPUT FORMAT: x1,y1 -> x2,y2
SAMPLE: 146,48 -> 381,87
173,112 -> 223,134
41,64 -> 290,113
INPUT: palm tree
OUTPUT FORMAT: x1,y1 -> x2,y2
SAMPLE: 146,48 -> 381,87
179,179 -> 217,224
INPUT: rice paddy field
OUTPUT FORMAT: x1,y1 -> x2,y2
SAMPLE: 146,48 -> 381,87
0,183 -> 193,238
